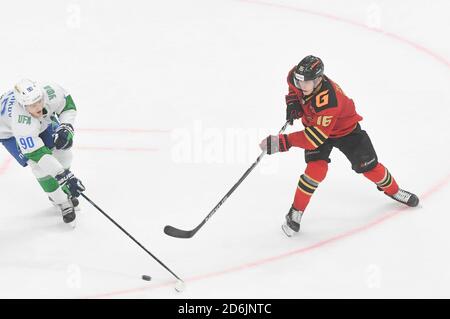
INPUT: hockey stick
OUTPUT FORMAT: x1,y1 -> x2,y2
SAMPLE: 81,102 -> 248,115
81,193 -> 185,286
52,116 -> 184,290
164,120 -> 291,239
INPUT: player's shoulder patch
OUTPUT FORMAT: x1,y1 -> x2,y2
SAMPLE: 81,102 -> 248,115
311,79 -> 338,113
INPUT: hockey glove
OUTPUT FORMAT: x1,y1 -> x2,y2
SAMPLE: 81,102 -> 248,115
260,134 -> 291,155
55,169 -> 86,198
54,123 -> 74,150
286,100 -> 303,125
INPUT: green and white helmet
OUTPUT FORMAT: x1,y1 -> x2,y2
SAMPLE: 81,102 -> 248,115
14,79 -> 43,107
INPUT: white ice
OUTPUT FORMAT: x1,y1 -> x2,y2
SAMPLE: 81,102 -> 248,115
0,0 -> 449,298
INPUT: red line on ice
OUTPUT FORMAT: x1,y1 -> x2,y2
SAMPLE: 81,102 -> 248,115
86,172 -> 450,299
238,0 -> 450,68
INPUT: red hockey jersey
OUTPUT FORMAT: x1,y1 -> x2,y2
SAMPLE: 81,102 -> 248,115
285,68 -> 363,150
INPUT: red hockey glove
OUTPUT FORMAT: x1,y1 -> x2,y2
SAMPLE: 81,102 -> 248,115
260,134 -> 291,155
286,99 -> 303,125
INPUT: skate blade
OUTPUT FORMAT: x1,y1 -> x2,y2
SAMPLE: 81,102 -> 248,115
281,223 -> 295,237
63,216 -> 77,229
66,219 -> 76,229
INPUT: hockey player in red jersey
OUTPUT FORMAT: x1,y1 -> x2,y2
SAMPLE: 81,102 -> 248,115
260,55 -> 419,237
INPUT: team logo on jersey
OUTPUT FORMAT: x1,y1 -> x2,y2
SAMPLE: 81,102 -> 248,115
315,90 -> 329,108
18,115 -> 32,124
311,80 -> 338,112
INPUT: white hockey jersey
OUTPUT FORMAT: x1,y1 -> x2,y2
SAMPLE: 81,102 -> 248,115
0,82 -> 76,159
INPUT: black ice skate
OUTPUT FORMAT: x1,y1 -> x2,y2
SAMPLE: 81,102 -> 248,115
58,200 -> 76,226
380,187 -> 419,207
282,207 -> 303,237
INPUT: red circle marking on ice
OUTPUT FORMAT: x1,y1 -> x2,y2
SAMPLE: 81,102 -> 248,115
85,173 -> 450,299
238,0 -> 450,68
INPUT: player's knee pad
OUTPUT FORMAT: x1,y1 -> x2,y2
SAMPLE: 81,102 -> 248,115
29,161 -> 47,179
29,161 -> 68,200
52,149 -> 73,169
296,160 -> 328,203
305,160 -> 328,182
362,162 -> 384,179
343,128 -> 378,174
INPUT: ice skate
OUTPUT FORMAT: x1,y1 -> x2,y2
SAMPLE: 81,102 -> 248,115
282,207 -> 303,237
58,200 -> 76,227
386,188 -> 419,207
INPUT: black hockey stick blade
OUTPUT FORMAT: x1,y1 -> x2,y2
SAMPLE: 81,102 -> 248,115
164,225 -> 198,239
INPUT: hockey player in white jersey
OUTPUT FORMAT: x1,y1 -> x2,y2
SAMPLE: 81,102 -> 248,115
0,79 -> 85,225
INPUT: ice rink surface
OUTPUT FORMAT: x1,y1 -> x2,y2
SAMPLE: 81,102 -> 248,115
0,0 -> 449,298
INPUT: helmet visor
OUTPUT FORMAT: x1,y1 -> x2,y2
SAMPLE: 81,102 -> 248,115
293,72 -> 321,93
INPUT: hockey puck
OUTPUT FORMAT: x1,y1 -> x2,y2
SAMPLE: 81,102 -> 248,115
141,275 -> 152,281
